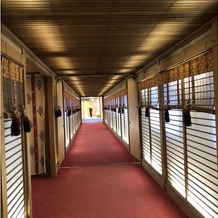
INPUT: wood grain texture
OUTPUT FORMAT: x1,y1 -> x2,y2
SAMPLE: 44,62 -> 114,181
1,0 -> 217,96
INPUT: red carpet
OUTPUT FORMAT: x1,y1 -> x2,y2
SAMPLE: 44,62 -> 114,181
61,122 -> 138,167
32,122 -> 188,218
32,165 -> 188,218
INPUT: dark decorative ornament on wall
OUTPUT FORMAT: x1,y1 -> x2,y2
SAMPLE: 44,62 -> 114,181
36,79 -> 42,90
39,131 -> 45,141
37,106 -> 43,116
27,93 -> 32,104
40,156 -> 44,167
30,145 -> 36,156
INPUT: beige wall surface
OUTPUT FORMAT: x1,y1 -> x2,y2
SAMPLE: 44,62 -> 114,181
56,81 -> 65,165
127,78 -> 141,160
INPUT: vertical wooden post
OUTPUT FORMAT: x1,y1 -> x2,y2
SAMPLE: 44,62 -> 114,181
137,83 -> 143,163
159,84 -> 167,189
1,58 -> 8,218
56,80 -> 65,166
44,77 -> 57,177
181,77 -> 188,199
127,78 -> 141,160
22,59 -> 33,218
212,17 -> 218,171
102,96 -> 105,121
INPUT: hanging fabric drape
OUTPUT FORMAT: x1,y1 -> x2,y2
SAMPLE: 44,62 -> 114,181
1,56 -> 25,136
139,50 -> 214,114
26,74 -> 46,175
183,100 -> 191,126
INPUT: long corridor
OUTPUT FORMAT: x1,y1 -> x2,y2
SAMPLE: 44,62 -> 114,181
32,122 -> 188,218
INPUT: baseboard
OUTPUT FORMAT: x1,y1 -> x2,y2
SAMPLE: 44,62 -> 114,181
141,158 -> 205,218
166,184 -> 205,218
141,159 -> 164,189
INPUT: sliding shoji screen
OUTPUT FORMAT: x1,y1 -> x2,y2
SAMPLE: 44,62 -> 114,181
4,120 -> 25,218
186,70 -> 217,218
163,73 -> 186,197
105,107 -> 109,124
72,99 -> 76,135
139,50 -> 217,218
73,98 -> 80,133
121,104 -> 125,142
106,102 -> 110,125
69,97 -> 73,139
141,107 -> 150,163
140,79 -> 162,175
112,98 -> 117,132
150,86 -> 162,174
107,100 -> 111,127
140,88 -> 150,163
116,95 -> 121,136
109,99 -> 113,129
72,98 -> 76,136
63,91 -> 81,148
64,93 -> 70,148
167,51 -> 217,217
104,82 -> 127,142
165,109 -> 185,197
183,53 -> 217,217
2,56 -> 25,218
122,93 -> 129,144
187,112 -> 217,217
163,67 -> 186,197
104,99 -> 109,124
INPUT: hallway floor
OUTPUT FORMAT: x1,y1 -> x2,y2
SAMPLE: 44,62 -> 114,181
32,122 -> 188,218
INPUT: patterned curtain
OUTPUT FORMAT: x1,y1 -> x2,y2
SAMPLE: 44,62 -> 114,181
1,56 -> 24,114
139,50 -> 214,112
26,74 -> 46,175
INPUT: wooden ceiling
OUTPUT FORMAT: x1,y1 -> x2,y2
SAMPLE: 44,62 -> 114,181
1,0 -> 217,97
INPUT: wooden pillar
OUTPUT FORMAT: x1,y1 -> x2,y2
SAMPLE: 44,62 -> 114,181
44,77 -> 58,177
55,80 -> 65,167
212,17 -> 218,168
1,58 -> 8,218
159,84 -> 167,189
22,61 -> 33,218
127,78 -> 141,160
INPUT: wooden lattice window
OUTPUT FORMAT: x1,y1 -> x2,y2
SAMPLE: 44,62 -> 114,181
1,56 -> 24,114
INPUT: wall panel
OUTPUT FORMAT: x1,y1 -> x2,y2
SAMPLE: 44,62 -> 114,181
4,119 -> 25,218
165,110 -> 186,198
187,112 -> 218,218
